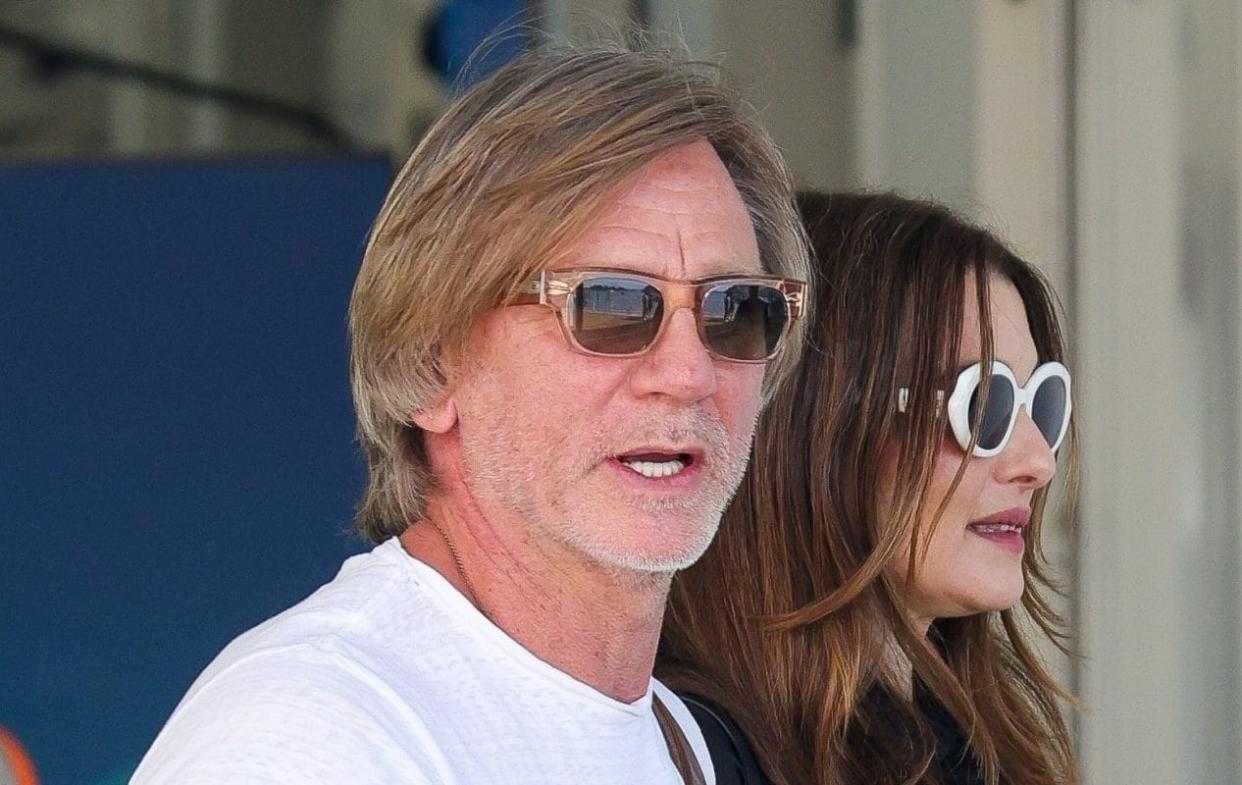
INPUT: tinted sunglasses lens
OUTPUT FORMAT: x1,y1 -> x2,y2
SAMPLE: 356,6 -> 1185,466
1031,374 -> 1068,448
570,277 -> 663,355
700,284 -> 788,361
969,373 -> 1016,451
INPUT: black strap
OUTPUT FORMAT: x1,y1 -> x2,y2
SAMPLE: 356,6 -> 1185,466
653,693 -> 708,785
678,694 -> 770,785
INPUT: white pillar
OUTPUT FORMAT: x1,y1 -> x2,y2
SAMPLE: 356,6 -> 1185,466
1074,3 -> 1186,782
974,0 -> 1076,695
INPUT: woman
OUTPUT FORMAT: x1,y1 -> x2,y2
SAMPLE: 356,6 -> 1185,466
659,191 -> 1079,785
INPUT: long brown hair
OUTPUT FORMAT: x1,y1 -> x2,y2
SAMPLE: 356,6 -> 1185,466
659,191 -> 1079,785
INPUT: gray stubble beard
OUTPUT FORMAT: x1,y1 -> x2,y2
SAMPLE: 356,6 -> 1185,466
459,408 -> 758,577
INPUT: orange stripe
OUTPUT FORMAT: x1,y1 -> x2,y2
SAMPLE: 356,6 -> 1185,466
0,727 -> 40,785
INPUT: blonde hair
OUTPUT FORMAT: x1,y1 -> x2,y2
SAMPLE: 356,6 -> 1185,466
348,40 -> 809,543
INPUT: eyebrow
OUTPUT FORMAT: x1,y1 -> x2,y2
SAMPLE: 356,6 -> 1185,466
951,358 -> 1047,383
551,261 -> 766,279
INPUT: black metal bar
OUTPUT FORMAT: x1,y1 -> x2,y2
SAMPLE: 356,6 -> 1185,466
0,23 -> 357,152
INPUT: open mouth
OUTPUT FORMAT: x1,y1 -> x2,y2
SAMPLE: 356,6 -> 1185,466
966,507 -> 1030,552
967,522 -> 1025,535
615,451 -> 696,479
967,523 -> 1025,554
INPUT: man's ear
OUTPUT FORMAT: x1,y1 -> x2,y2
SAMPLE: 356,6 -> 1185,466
412,395 -> 458,434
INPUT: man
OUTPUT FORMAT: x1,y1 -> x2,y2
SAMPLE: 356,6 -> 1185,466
132,41 -> 809,784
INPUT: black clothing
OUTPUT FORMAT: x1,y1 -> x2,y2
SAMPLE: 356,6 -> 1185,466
678,687 -> 984,785
915,685 -> 986,785
677,693 -> 770,785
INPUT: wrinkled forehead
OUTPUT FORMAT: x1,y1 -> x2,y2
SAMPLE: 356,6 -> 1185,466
553,141 -> 762,280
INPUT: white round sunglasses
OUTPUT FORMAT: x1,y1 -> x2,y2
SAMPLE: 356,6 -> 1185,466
898,360 -> 1072,458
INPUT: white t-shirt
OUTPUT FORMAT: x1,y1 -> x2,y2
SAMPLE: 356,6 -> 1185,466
130,538 -> 715,785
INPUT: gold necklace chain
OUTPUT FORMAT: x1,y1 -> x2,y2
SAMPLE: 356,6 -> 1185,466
421,520 -> 702,784
423,519 -> 483,609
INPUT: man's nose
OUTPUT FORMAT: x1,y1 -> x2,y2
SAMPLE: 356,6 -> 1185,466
628,308 -> 718,403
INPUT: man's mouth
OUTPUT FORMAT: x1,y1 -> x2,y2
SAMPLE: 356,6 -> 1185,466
615,451 -> 696,479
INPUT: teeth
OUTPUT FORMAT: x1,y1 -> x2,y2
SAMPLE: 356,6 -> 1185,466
621,458 -> 686,478
971,523 -> 1021,534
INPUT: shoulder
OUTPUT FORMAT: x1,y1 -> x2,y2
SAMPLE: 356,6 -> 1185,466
198,539 -> 452,676
130,643 -> 446,784
672,691 -> 771,785
916,686 -> 987,785
130,542 -> 457,784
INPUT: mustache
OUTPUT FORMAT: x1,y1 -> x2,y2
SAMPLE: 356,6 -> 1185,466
584,410 -> 731,463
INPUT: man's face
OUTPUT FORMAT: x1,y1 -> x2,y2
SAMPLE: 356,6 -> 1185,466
445,140 -> 767,575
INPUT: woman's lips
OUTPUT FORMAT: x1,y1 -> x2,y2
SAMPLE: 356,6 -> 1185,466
967,507 -> 1029,553
968,525 -> 1025,553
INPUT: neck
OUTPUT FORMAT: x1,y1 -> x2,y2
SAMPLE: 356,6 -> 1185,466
881,632 -> 916,702
400,493 -> 671,704
881,613 -> 936,702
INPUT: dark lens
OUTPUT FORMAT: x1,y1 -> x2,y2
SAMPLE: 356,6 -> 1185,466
969,373 -> 1016,451
570,277 -> 663,355
1031,374 -> 1068,448
701,284 -> 787,361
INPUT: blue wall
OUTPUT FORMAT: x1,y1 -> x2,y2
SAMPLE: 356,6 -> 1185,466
1,156 -> 392,784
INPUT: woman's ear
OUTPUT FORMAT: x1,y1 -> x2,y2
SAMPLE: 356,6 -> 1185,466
412,395 -> 458,433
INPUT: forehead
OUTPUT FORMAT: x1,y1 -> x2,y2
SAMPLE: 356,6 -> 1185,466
959,270 -> 1040,380
556,140 -> 762,279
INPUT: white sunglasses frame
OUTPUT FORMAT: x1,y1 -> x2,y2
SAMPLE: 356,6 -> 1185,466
899,360 -> 1073,458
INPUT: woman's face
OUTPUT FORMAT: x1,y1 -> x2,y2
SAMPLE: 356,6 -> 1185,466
888,271 -> 1059,629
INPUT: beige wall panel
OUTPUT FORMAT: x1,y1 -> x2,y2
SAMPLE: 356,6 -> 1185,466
541,0 -> 636,39
853,0 -> 977,209
716,0 -> 853,190
642,0 -> 853,190
1075,3 -> 1185,782
976,0 -> 1076,697
976,0 -> 1071,294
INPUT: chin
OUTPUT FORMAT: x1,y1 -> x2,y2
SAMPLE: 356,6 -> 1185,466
566,511 -> 720,574
964,574 -> 1027,614
924,571 -> 1026,621
578,539 -> 711,574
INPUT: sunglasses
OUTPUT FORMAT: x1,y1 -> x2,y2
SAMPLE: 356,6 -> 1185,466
511,267 -> 806,362
898,360 -> 1072,457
